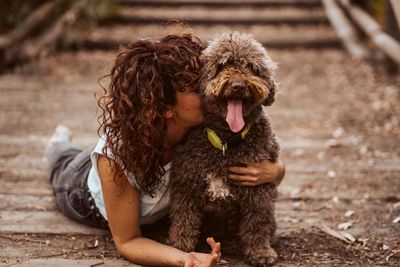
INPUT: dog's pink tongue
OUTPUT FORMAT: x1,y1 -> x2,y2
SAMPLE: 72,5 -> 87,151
226,100 -> 245,133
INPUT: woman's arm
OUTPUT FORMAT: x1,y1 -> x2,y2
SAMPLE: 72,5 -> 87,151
97,155 -> 220,267
227,159 -> 285,186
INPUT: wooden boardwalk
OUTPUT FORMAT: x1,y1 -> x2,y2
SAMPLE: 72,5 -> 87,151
1,0 -> 399,266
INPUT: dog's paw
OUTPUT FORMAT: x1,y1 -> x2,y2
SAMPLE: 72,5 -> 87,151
246,247 -> 278,266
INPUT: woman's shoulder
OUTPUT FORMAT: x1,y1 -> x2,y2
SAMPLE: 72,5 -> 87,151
92,135 -> 107,156
91,135 -> 143,190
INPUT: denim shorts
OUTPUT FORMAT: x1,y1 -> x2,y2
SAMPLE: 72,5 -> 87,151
47,141 -> 108,229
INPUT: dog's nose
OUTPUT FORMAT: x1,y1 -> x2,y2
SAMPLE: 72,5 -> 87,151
232,82 -> 245,92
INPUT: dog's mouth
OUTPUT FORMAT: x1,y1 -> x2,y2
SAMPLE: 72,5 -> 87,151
226,100 -> 245,133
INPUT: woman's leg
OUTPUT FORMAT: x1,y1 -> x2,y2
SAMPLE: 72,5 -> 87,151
47,141 -> 81,190
46,127 -> 108,229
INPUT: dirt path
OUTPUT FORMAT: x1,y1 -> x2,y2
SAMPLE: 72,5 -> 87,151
1,1 -> 400,266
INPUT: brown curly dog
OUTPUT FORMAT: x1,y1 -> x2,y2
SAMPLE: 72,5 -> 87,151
168,31 -> 280,266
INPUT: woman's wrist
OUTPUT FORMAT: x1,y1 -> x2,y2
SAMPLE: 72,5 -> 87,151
177,250 -> 189,267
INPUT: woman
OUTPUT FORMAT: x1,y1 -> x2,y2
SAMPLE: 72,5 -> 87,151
46,34 -> 285,267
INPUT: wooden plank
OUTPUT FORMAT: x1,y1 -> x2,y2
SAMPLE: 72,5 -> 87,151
117,0 -> 322,8
78,21 -> 339,50
1,159 -> 400,198
0,211 -> 108,235
286,160 -> 400,173
0,134 -> 96,146
0,197 -> 393,235
0,180 -> 52,196
1,259 -> 136,267
107,15 -> 330,26
80,36 -> 340,51
119,6 -> 325,19
0,194 -> 56,211
0,206 -> 315,236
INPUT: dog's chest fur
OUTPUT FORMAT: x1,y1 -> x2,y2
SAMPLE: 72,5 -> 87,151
206,173 -> 232,200
170,114 -> 279,210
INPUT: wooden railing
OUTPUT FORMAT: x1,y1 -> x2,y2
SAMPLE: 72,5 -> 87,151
323,0 -> 400,70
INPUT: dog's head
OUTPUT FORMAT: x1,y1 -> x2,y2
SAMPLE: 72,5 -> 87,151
200,32 -> 278,133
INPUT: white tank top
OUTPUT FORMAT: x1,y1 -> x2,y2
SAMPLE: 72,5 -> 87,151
87,136 -> 171,225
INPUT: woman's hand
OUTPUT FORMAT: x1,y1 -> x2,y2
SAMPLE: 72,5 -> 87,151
184,237 -> 221,267
227,159 -> 285,186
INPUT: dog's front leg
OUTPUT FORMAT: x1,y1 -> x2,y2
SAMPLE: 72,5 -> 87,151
168,195 -> 203,252
239,188 -> 278,266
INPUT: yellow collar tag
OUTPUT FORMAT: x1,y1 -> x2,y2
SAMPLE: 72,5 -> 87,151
206,128 -> 224,150
206,124 -> 251,154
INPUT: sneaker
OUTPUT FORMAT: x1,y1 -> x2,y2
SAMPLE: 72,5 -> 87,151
44,125 -> 72,155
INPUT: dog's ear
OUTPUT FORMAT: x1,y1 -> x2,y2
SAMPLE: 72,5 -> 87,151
262,80 -> 277,106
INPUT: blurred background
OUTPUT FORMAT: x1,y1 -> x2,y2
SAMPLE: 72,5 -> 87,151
0,0 -> 399,266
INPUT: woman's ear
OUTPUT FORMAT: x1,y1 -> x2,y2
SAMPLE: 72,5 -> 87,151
164,106 -> 174,119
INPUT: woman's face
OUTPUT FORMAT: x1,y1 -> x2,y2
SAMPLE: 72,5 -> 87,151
173,87 -> 203,128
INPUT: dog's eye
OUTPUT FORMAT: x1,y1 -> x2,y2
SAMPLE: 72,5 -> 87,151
216,64 -> 223,74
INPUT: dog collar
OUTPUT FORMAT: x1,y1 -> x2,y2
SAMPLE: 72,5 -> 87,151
206,125 -> 251,156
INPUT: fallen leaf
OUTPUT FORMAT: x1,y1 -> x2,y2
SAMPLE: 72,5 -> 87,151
327,170 -> 336,178
358,237 -> 368,247
290,188 -> 300,197
333,127 -> 344,138
345,210 -> 355,217
313,252 -> 322,258
373,150 -> 390,159
282,216 -> 300,223
343,233 -> 356,243
317,151 -> 325,160
85,239 -> 99,249
300,183 -> 313,191
318,220 -> 355,244
338,222 -> 352,230
34,206 -> 47,211
325,139 -> 341,148
359,145 -> 368,155
371,100 -> 383,111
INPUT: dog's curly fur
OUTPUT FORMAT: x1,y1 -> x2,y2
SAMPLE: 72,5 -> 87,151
168,32 -> 280,266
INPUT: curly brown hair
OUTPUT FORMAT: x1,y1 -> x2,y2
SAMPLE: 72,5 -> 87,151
98,34 -> 202,197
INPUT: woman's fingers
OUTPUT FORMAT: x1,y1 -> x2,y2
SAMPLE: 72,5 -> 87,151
228,165 -> 259,176
206,237 -> 221,262
228,175 -> 260,186
228,174 -> 258,182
